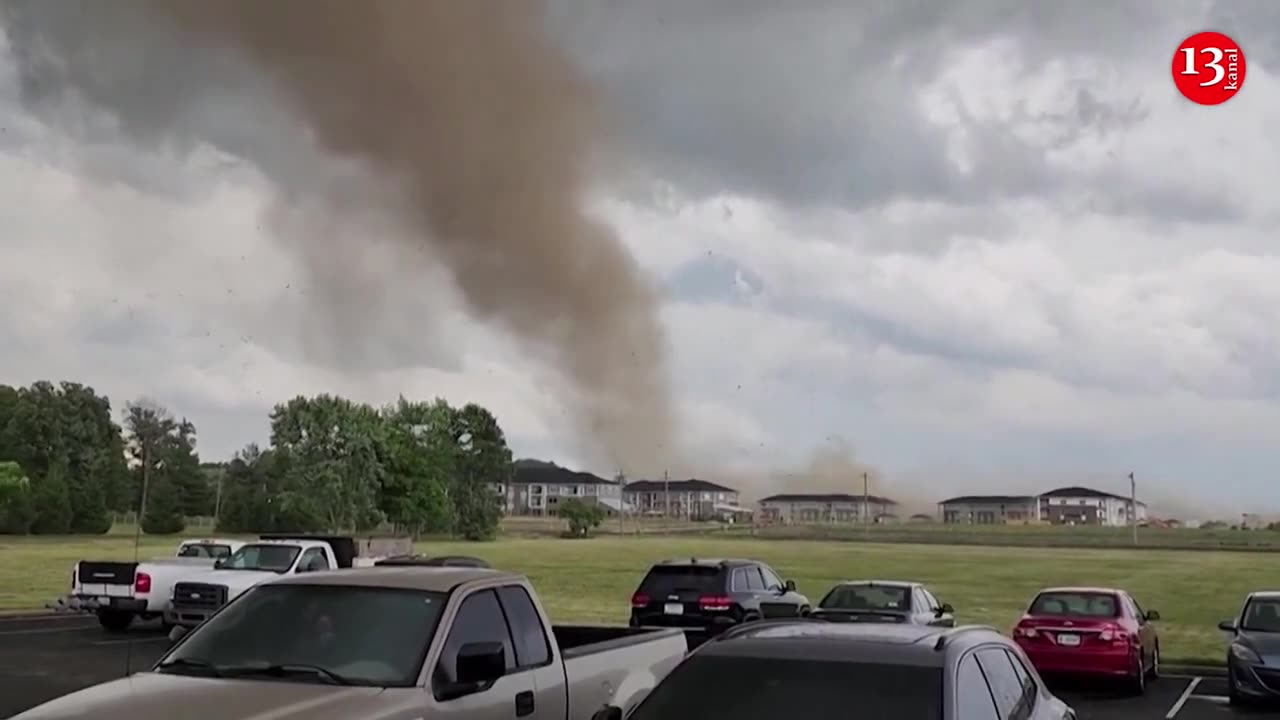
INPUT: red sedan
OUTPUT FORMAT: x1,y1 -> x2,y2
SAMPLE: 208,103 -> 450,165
1012,586 -> 1161,694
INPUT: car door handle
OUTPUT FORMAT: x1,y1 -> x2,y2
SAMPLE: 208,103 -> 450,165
515,690 -> 535,717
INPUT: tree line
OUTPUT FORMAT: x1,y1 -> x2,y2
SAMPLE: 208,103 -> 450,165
0,381 -> 511,539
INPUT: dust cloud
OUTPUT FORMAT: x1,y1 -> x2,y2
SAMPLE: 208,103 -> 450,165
2,0 -> 675,473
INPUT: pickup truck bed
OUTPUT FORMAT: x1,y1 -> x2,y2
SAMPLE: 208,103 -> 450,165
553,625 -> 697,719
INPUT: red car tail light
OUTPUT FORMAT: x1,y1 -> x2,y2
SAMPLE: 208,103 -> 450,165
134,571 -> 152,594
1013,619 -> 1039,638
697,595 -> 732,611
630,593 -> 649,608
1098,624 -> 1131,645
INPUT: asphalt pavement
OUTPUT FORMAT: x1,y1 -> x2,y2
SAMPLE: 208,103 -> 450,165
0,613 -> 1275,719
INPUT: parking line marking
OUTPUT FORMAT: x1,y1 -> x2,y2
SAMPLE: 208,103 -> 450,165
1188,694 -> 1229,704
1165,676 -> 1200,718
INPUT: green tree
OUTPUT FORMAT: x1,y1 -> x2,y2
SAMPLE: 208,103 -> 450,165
124,402 -> 201,534
558,498 -> 605,538
269,395 -> 386,532
28,457 -> 73,534
0,461 -> 35,534
448,403 -> 510,540
380,398 -> 455,536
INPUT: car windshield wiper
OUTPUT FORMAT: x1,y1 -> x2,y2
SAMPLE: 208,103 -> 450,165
155,657 -> 225,677
223,663 -> 353,685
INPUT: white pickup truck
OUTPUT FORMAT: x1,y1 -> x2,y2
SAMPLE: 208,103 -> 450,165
51,538 -> 246,632
166,534 -> 411,628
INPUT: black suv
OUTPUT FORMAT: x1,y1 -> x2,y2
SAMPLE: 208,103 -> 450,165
617,620 -> 1077,720
629,558 -> 810,632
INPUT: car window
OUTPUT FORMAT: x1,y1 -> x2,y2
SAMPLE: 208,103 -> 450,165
1004,648 -> 1038,708
977,648 -> 1032,720
433,589 -> 516,691
758,566 -> 784,590
955,653 -> 999,719
820,584 -> 909,611
1127,595 -> 1147,623
297,547 -> 329,571
744,567 -> 765,591
628,654 -> 942,720
639,566 -> 723,596
496,585 -> 551,668
1029,592 -> 1118,618
1242,598 -> 1280,632
731,568 -> 752,592
922,589 -> 941,611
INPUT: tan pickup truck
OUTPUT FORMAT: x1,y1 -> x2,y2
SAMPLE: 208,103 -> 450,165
13,567 -> 690,720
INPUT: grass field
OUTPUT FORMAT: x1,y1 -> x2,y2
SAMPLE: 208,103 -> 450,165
0,532 -> 1259,664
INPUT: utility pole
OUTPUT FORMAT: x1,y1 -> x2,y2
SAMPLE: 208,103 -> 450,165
663,470 -> 670,527
862,471 -> 870,538
616,470 -> 625,534
1128,471 -> 1137,546
213,472 -> 223,525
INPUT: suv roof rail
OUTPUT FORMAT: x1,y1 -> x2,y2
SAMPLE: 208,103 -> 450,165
931,625 -> 1001,651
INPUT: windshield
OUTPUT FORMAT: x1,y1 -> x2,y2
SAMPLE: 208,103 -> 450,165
820,585 -> 910,611
1241,598 -> 1280,632
1030,592 -> 1118,618
639,566 -> 723,596
159,584 -> 445,687
629,655 -> 942,720
218,544 -> 302,573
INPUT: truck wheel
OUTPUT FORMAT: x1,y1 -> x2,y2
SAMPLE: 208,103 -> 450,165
98,610 -> 134,633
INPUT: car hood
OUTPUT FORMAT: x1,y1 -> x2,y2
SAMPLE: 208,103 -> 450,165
1238,631 -> 1280,663
177,569 -> 282,594
11,672 -> 412,720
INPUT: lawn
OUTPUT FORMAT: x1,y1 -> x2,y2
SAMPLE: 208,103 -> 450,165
0,533 -> 1255,664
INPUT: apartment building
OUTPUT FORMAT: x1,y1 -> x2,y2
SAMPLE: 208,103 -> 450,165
757,493 -> 897,524
1038,486 -> 1147,526
501,459 -> 627,516
622,478 -> 742,521
937,495 -> 1039,525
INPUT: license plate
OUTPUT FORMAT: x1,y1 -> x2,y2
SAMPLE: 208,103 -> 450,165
1058,634 -> 1080,646
98,596 -> 111,605
663,603 -> 683,615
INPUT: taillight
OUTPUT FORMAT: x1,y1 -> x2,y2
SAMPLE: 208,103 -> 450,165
697,595 -> 732,611
1098,624 -> 1130,645
134,571 -> 152,594
631,593 -> 649,608
1013,621 -> 1039,638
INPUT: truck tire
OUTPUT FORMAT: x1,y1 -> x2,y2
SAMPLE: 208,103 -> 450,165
97,609 -> 134,633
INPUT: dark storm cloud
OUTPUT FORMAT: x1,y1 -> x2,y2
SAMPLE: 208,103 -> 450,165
547,0 -> 1248,218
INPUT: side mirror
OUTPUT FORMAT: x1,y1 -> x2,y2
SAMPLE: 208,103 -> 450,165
591,706 -> 623,720
1218,619 -> 1237,633
784,579 -> 796,592
168,625 -> 189,643
1145,610 -> 1160,621
455,641 -> 507,686
939,603 -> 954,614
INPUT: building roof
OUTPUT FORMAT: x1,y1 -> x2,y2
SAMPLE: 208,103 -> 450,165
624,478 -> 737,493
1039,486 -> 1145,505
758,492 -> 897,505
511,459 -> 616,486
938,494 -> 1037,505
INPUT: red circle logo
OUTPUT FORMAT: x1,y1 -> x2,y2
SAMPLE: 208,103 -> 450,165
1172,31 -> 1246,105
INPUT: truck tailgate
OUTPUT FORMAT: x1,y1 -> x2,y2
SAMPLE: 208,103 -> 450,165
557,626 -> 689,720
76,561 -> 137,597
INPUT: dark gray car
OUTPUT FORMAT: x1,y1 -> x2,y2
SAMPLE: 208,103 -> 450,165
609,619 -> 1076,719
1219,590 -> 1280,706
812,580 -> 956,627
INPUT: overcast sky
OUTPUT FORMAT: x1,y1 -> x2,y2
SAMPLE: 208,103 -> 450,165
1,1 -> 1277,514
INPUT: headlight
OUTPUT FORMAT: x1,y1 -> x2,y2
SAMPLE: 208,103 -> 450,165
1231,644 -> 1261,664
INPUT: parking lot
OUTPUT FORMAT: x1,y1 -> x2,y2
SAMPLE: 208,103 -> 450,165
0,613 -> 1273,719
